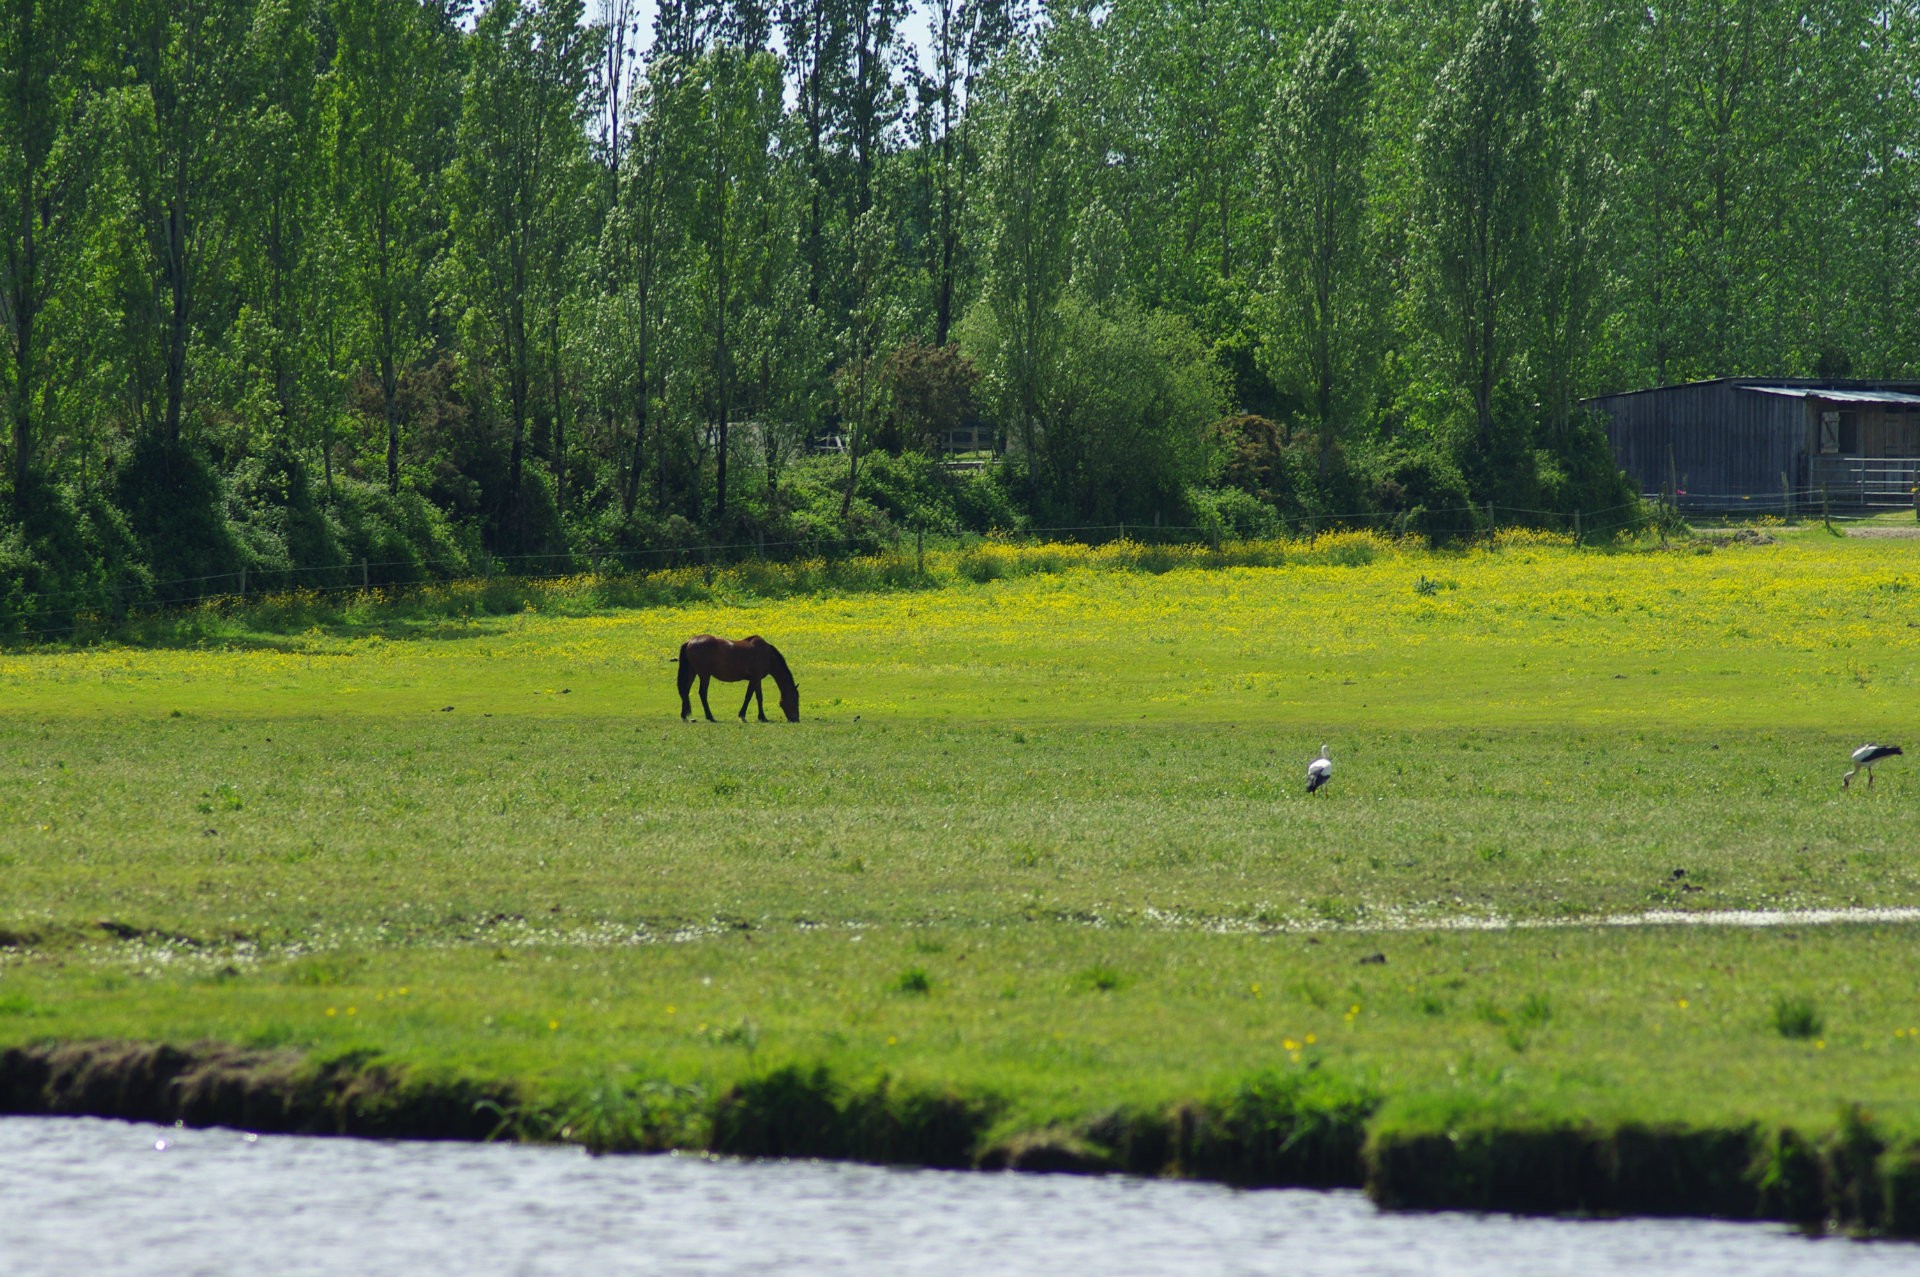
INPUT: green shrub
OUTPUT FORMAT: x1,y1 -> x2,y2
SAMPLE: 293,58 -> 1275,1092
115,433 -> 247,601
1186,485 -> 1282,541
1366,445 -> 1477,546
0,476 -> 154,635
952,466 -> 1022,533
327,481 -> 476,584
231,445 -> 348,589
1771,994 -> 1823,1040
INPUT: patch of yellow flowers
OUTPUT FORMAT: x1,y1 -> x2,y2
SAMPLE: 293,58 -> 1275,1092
0,533 -> 1912,728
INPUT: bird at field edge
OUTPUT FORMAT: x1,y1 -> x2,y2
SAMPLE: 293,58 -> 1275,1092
1306,745 -> 1332,795
1844,743 -> 1902,789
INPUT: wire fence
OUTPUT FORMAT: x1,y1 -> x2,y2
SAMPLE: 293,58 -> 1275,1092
0,487 -> 1886,643
1655,480 -> 1920,518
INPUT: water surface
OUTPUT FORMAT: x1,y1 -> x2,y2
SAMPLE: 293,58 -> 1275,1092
2,1116 -> 1910,1276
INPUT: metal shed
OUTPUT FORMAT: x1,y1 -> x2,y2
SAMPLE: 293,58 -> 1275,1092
1583,378 -> 1920,511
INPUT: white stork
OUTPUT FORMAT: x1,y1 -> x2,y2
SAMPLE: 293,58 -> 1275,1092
1306,744 -> 1333,795
1844,743 -> 1903,789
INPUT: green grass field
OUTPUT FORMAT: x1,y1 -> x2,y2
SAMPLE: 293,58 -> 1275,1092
4,530 -> 1920,1215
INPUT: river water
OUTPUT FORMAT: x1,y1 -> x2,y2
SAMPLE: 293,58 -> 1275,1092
3,1116 -> 1914,1276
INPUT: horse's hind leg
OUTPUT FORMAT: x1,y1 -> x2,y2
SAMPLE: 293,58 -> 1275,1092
698,673 -> 716,722
678,654 -> 695,720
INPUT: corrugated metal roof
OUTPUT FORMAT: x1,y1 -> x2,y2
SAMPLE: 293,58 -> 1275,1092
1740,385 -> 1920,406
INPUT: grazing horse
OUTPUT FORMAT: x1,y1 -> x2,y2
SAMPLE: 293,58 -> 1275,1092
678,635 -> 800,723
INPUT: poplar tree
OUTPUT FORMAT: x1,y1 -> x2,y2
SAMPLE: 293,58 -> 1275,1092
1416,0 -> 1545,445
976,66 -> 1071,490
331,0 -> 437,494
1267,14 -> 1373,477
0,0 -> 88,506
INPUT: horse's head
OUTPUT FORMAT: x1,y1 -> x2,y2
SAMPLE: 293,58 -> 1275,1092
779,682 -> 800,722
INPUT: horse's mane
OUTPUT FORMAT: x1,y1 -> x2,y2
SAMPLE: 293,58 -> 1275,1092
766,643 -> 793,684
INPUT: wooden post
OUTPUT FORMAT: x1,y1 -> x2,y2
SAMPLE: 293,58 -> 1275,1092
1308,515 -> 1317,549
361,558 -> 369,589
1782,471 -> 1793,522
1486,501 -> 1496,543
1823,484 -> 1832,533
1573,509 -> 1582,542
239,564 -> 247,597
916,526 -> 924,575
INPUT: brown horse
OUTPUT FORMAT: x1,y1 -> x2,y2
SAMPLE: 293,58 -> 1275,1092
678,635 -> 800,723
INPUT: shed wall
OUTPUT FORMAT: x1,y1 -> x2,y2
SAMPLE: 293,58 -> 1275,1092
1588,383 -> 1806,508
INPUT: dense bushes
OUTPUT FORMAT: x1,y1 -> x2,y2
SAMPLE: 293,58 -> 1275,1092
0,375 -> 1640,637
0,431 -> 482,635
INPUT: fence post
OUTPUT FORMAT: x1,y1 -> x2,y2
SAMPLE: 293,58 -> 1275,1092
361,558 -> 369,589
1308,515 -> 1317,549
916,526 -> 924,575
1782,471 -> 1792,522
1823,485 -> 1831,533
239,564 -> 247,598
1486,501 -> 1496,543
1573,509 -> 1582,542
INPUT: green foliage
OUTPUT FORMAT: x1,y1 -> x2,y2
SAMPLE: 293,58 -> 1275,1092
231,445 -> 349,589
1185,486 -> 1281,542
7,0 -> 1920,595
114,434 -> 247,601
1771,995 -> 1823,1041
1364,445 -> 1477,545
849,452 -> 958,533
1265,15 -> 1376,467
973,293 -> 1225,526
0,477 -> 151,634
891,967 -> 933,995
1416,0 -> 1547,440
327,480 -> 475,584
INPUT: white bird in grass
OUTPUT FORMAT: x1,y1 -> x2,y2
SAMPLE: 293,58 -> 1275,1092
1843,743 -> 1902,789
1306,744 -> 1333,795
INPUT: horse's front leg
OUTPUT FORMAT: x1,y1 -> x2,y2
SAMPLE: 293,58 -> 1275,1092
739,678 -> 759,722
698,673 -> 716,722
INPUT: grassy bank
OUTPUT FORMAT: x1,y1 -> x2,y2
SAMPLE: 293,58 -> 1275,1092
4,531 -> 1920,1230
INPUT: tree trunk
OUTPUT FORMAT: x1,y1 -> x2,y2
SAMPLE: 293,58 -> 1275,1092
505,284 -> 527,549
378,221 -> 400,495
164,196 -> 188,444
10,203 -> 34,509
548,308 -> 565,514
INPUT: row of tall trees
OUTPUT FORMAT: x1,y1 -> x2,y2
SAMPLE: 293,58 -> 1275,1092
2,0 -> 1918,615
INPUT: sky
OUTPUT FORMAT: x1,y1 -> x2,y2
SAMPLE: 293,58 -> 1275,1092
598,0 -> 943,82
